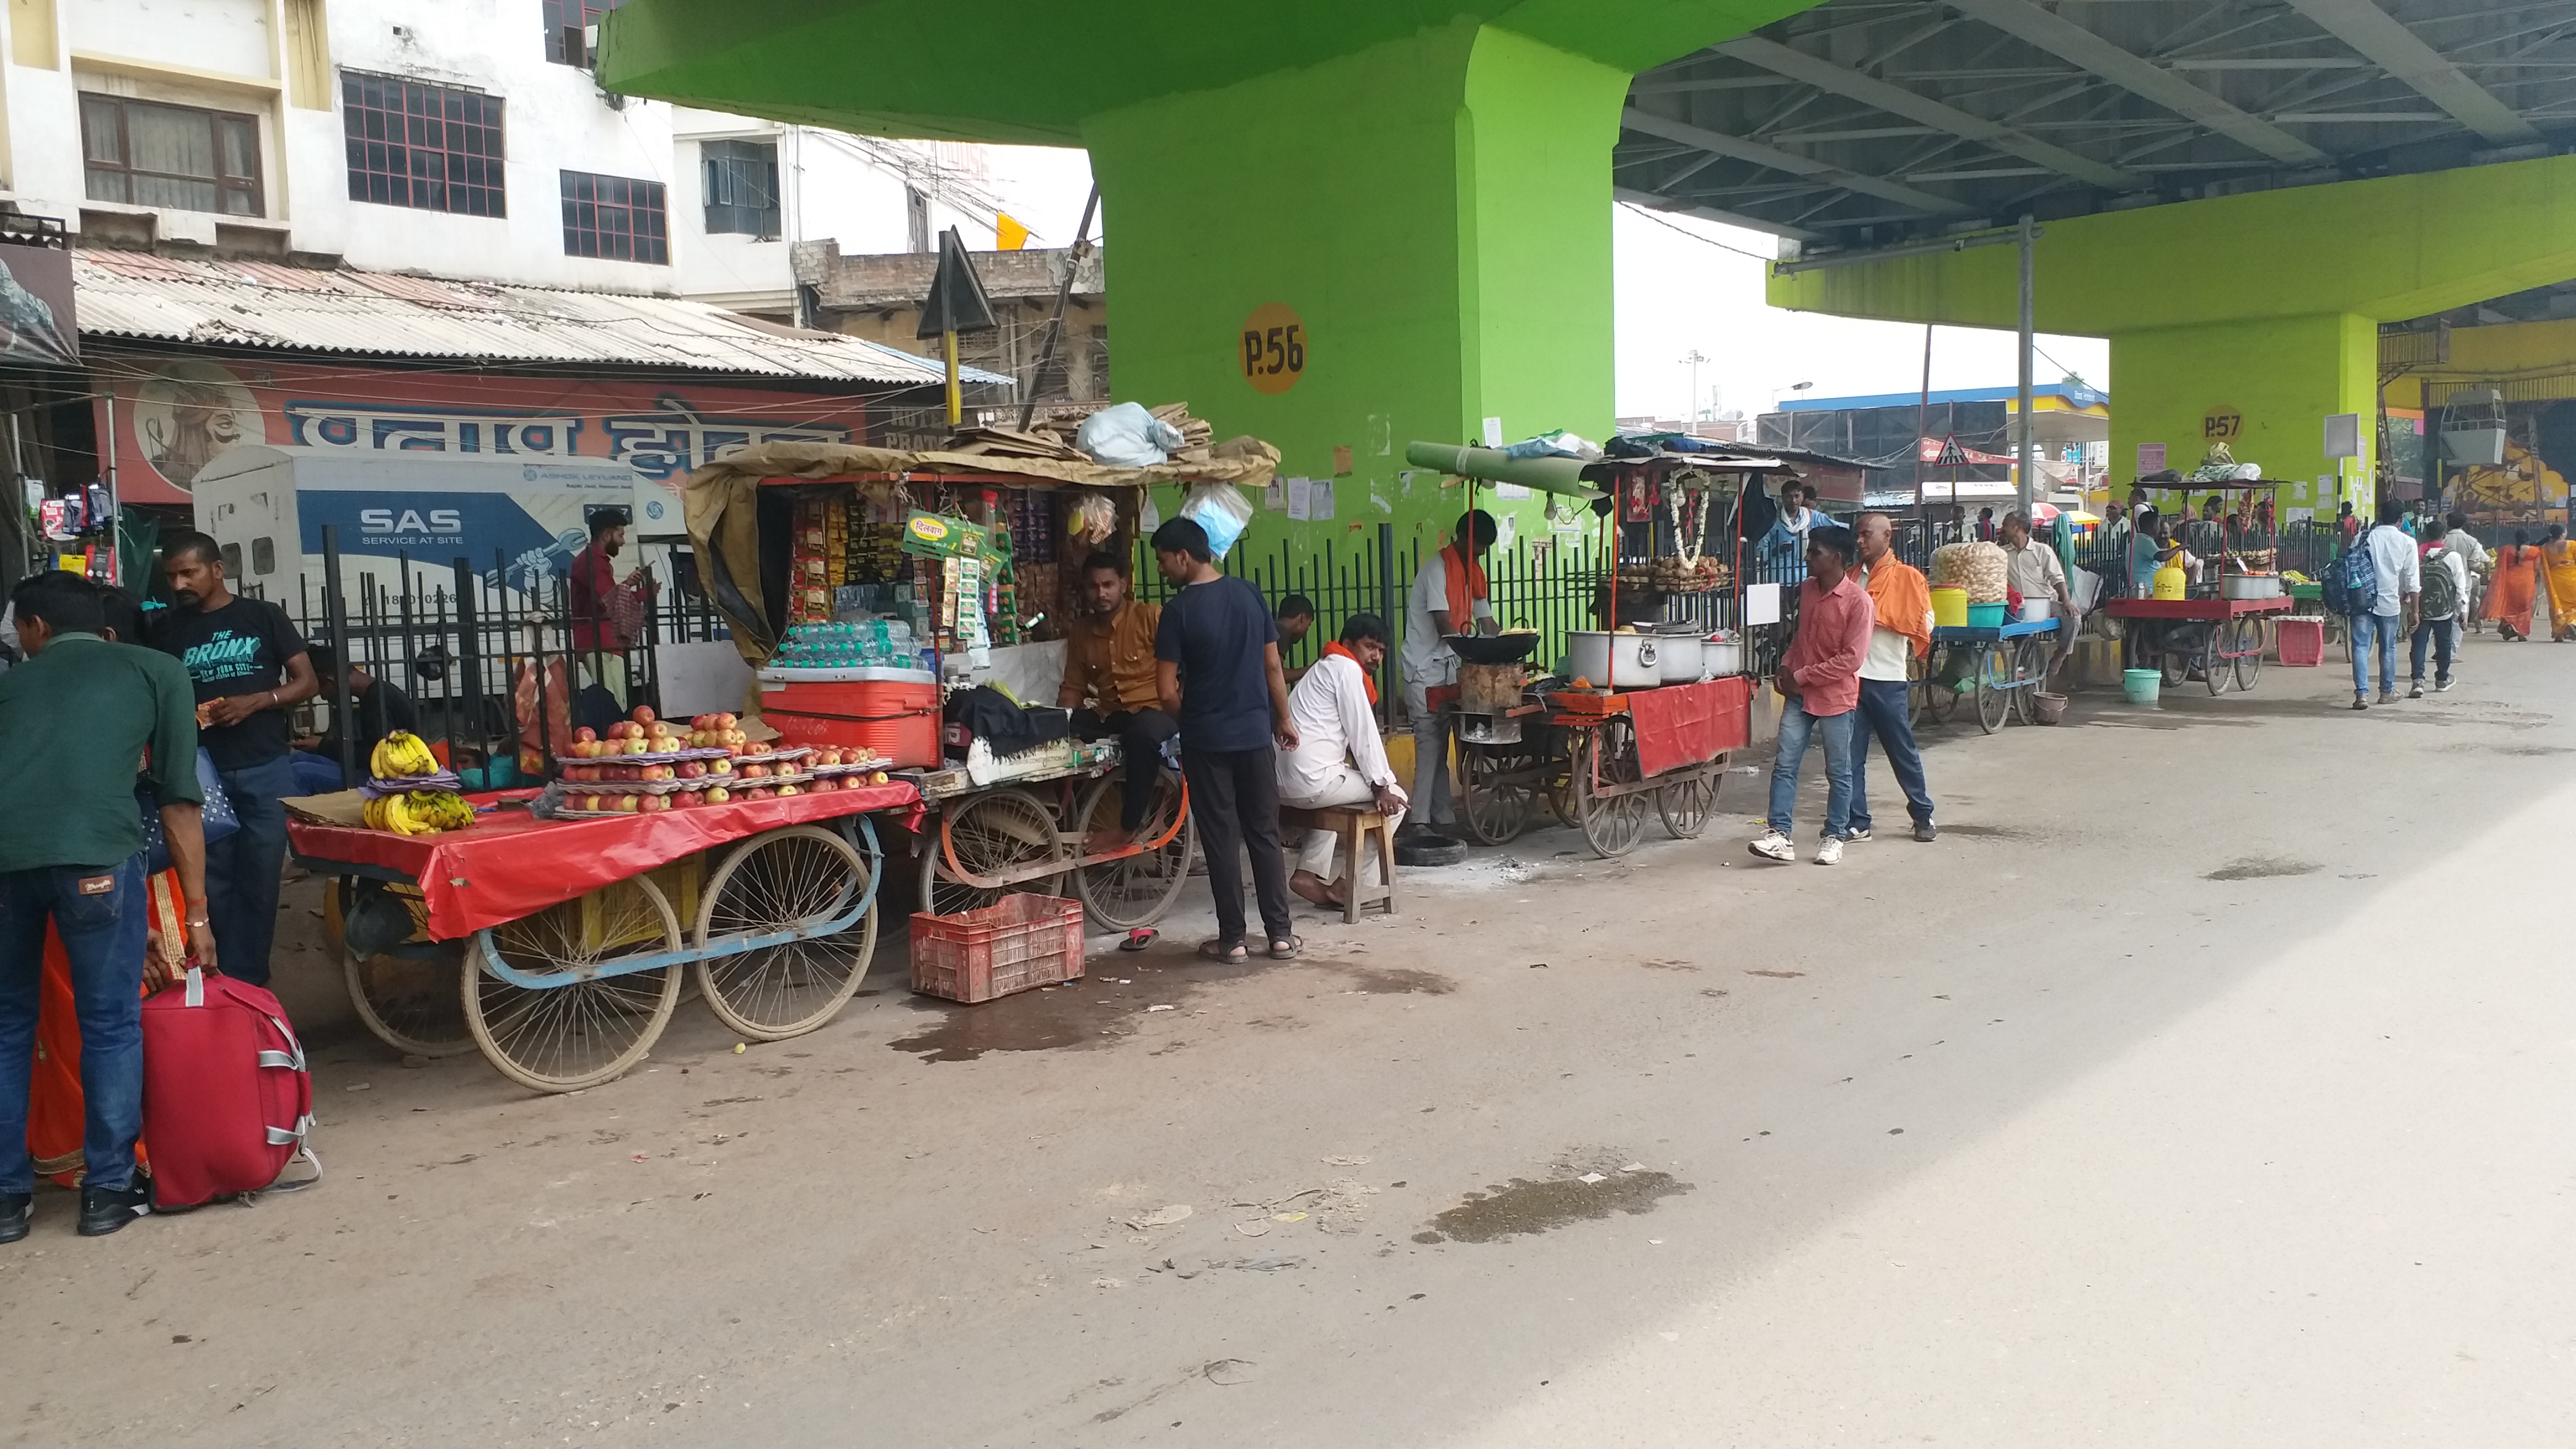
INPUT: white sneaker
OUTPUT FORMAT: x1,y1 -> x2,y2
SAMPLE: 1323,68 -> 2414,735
1813,836 -> 1844,866
1748,831 -> 1796,863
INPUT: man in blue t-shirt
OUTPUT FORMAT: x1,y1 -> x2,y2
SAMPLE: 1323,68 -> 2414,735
1151,518 -> 1300,964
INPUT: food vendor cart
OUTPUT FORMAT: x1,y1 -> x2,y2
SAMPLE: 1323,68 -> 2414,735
2104,478 -> 2293,695
680,437 -> 1282,932
1918,616 -> 2061,732
293,782 -> 920,1092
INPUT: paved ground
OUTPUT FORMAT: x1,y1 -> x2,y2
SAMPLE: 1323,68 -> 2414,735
7,637 -> 2574,1448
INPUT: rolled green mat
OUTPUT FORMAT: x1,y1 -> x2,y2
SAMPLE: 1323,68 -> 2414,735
1403,442 -> 1602,498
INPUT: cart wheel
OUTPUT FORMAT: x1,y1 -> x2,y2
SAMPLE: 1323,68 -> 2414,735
465,874 -> 683,1093
1975,645 -> 2011,733
1072,770 -> 1194,932
1455,742 -> 1537,845
917,788 -> 1066,917
1572,719 -> 1649,858
2231,617 -> 2265,693
1922,647 -> 1962,724
1655,768 -> 1719,840
692,826 -> 878,1041
337,880 -> 473,1059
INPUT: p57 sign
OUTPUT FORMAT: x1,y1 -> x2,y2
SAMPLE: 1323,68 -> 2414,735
1240,302 -> 1307,396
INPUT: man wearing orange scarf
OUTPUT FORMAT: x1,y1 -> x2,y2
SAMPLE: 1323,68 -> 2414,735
1849,512 -> 1938,843
1399,510 -> 1498,834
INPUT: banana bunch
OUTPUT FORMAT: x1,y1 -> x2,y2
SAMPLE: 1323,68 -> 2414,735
369,731 -> 440,780
363,790 -> 475,836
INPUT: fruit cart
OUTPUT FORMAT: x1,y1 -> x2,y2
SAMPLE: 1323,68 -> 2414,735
1916,617 -> 2061,732
293,779 -> 922,1093
911,740 -> 1196,934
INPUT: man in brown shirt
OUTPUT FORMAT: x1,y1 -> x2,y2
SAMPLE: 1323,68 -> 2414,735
1058,550 -> 1177,842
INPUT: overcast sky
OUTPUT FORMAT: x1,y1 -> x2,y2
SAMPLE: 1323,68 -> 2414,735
976,146 -> 2114,424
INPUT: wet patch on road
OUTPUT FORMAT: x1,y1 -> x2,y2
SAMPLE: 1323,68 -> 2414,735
1637,958 -> 1701,972
1319,963 -> 1455,995
1936,823 -> 2034,840
2451,742 -> 2576,757
2204,856 -> 2320,881
1415,1171 -> 1690,1244
886,951 -> 1260,1062
1745,969 -> 1805,979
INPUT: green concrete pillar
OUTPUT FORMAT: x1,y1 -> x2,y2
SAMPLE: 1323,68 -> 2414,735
2111,312 -> 2379,519
1086,20 -> 1627,556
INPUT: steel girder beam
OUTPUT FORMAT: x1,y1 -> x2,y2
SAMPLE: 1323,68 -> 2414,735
1619,107 -> 1973,215
2278,0 -> 2545,144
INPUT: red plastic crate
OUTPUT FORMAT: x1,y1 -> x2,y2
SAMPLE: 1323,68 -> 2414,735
2276,617 -> 2326,667
909,894 -> 1086,1003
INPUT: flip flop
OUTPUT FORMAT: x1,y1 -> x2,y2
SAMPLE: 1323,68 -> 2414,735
1197,938 -> 1248,964
1117,929 -> 1157,953
1267,935 -> 1303,961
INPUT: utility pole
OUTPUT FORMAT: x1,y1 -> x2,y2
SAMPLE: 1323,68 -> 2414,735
2016,212 -> 2037,518
1680,349 -> 1710,433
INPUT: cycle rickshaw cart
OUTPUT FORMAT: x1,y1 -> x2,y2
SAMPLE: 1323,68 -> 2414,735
1407,441 -> 1759,859
292,783 -> 920,1093
1914,614 -> 2062,732
2104,477 -> 2293,695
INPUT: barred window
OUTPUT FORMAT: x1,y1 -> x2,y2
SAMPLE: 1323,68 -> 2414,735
342,71 -> 505,217
561,169 -> 668,264
702,139 -> 780,237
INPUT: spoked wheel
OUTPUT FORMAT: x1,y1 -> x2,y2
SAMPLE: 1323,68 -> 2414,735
1072,770 -> 1194,932
1975,643 -> 2011,733
1923,647 -> 1962,725
1572,718 -> 1650,858
2010,638 -> 2049,726
337,880 -> 473,1059
1655,766 -> 1720,840
1455,742 -> 1538,845
917,788 -> 1066,917
465,874 -> 683,1093
693,825 -> 878,1041
2160,637 -> 2189,690
2231,617 -> 2265,692
2203,624 -> 2231,695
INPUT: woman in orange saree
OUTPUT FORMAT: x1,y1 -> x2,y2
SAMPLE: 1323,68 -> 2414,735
2541,525 -> 2576,642
26,870 -> 183,1186
2486,531 -> 2541,641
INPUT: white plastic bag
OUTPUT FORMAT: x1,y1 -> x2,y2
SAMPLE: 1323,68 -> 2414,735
1178,482 -> 1254,558
1076,402 -> 1185,467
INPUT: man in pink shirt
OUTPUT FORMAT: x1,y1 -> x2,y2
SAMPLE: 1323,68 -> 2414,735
1750,524 -> 1873,865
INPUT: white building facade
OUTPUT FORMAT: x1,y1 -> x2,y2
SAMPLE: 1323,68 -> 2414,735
2,0 -> 1010,309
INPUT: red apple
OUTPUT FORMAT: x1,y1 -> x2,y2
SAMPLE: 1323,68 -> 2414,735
631,705 -> 656,726
713,713 -> 737,731
677,761 -> 704,780
572,726 -> 598,744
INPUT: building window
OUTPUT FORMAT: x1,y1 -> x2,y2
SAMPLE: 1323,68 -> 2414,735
542,0 -> 629,67
79,95 -> 263,216
906,186 -> 930,254
561,170 -> 667,264
342,71 -> 505,216
702,139 -> 780,237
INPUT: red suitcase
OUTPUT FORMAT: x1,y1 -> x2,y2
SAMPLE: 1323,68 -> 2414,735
140,968 -> 317,1209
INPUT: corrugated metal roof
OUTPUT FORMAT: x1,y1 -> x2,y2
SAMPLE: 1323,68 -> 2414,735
71,250 -> 1009,387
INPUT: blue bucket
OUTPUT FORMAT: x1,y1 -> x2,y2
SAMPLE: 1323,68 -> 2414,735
2122,668 -> 2162,706
1966,602 -> 2008,628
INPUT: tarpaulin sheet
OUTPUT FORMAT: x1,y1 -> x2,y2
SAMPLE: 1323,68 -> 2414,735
1630,676 -> 1752,779
288,782 -> 923,941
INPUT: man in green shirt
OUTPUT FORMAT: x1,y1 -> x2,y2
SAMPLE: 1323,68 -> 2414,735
0,571 -> 216,1242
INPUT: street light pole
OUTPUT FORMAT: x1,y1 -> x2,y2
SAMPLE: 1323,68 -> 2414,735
2017,212 -> 2037,518
1680,349 -> 1710,433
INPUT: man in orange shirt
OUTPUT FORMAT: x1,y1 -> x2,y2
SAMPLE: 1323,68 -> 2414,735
1058,551 -> 1173,845
1850,512 -> 1937,844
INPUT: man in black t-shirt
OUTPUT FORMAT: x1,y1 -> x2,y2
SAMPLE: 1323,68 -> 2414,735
1151,518 -> 1300,963
157,532 -> 318,988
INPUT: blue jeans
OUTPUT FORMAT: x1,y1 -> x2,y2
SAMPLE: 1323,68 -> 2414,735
1849,678 -> 1934,832
2409,617 -> 2455,685
209,754 -> 298,989
0,856 -> 149,1194
1767,698 -> 1858,839
288,749 -> 346,797
2350,611 -> 2400,697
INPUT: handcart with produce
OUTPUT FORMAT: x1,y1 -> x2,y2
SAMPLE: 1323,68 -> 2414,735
1412,441 -> 1758,859
291,721 -> 920,1093
2104,475 -> 2292,695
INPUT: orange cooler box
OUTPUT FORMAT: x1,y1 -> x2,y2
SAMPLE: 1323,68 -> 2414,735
759,670 -> 942,767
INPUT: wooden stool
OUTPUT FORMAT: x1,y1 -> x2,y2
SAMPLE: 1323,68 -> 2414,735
1277,805 -> 1398,924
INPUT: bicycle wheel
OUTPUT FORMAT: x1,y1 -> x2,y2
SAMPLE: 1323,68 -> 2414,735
1072,770 -> 1194,932
2011,640 -> 2045,726
694,825 -> 877,1041
465,874 -> 683,1093
916,788 -> 1066,917
2205,626 -> 2230,694
337,880 -> 473,1059
2231,617 -> 2265,692
1455,742 -> 1537,845
1975,644 -> 2010,733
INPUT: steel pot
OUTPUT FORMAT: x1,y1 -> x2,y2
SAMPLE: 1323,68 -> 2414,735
1566,631 -> 1659,689
1651,631 -> 1705,683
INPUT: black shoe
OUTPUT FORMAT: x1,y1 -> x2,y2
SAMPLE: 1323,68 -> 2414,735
2352,694 -> 2369,711
0,1192 -> 29,1245
2408,683 -> 2424,699
1913,821 -> 1938,842
77,1180 -> 150,1238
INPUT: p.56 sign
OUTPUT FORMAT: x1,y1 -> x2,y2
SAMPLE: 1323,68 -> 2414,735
1240,302 -> 1306,396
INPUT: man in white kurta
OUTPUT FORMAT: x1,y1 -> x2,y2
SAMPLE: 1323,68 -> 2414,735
1277,614 -> 1408,909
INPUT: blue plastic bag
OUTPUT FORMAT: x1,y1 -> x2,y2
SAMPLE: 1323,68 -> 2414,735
140,748 -> 240,873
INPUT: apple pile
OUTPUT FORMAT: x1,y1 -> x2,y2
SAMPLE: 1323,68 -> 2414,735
564,706 -> 893,811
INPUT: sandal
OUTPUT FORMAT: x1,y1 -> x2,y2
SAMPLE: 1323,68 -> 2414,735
1267,935 -> 1303,961
1197,938 -> 1248,964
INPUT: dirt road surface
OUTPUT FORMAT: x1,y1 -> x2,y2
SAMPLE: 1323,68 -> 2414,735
8,642 -> 2573,1447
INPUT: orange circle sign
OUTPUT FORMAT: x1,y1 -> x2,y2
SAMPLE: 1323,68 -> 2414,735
1239,302 -> 1308,395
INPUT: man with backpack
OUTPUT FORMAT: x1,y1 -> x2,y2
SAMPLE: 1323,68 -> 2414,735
2331,499 -> 2419,711
2411,531 -> 2468,696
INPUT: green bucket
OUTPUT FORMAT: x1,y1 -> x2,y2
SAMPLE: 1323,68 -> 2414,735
2121,667 -> 2162,706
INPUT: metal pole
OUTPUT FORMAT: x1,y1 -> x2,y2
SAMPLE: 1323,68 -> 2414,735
1376,519 -> 1397,728
1913,324 -> 1932,525
453,558 -> 481,760
1019,184 -> 1100,432
102,393 -> 119,586
321,525 -> 359,788
2016,213 -> 2037,519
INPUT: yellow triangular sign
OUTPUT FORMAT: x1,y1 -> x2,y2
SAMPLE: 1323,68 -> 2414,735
995,213 -> 1031,250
